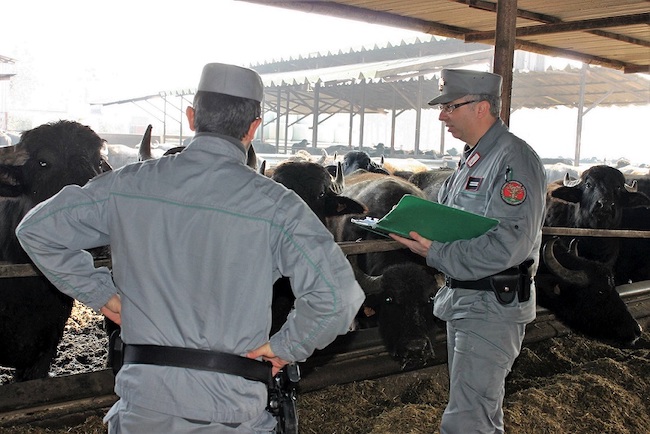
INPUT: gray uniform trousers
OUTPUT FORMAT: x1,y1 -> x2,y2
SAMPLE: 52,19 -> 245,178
105,399 -> 277,434
440,317 -> 526,434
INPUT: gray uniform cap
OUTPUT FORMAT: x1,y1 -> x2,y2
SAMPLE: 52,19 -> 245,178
197,63 -> 264,103
428,69 -> 502,105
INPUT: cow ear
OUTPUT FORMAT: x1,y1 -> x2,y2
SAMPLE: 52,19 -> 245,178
622,191 -> 650,208
323,196 -> 367,217
0,164 -> 25,197
0,144 -> 28,166
550,185 -> 583,203
0,145 -> 28,197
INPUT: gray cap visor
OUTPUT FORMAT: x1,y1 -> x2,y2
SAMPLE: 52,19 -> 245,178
428,92 -> 468,106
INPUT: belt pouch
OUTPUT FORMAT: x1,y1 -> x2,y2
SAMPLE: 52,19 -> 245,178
517,274 -> 532,302
517,260 -> 533,302
489,269 -> 519,305
108,330 -> 124,375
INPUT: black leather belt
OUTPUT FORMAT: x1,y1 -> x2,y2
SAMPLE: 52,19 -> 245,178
444,261 -> 533,305
445,276 -> 494,290
122,343 -> 273,386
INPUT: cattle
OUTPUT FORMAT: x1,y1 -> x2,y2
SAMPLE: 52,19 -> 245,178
0,120 -> 110,381
102,125 -> 169,169
271,160 -> 365,225
613,206 -> 650,284
379,157 -> 429,180
327,171 -> 443,368
543,162 -> 582,184
262,149 -> 332,178
353,262 -> 444,370
336,151 -> 389,177
544,165 -> 650,266
408,167 -> 454,202
535,237 -> 642,345
0,130 -> 12,147
329,171 -> 428,274
268,160 -> 366,334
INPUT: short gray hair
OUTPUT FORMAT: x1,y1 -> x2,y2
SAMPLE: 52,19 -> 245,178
468,94 -> 501,118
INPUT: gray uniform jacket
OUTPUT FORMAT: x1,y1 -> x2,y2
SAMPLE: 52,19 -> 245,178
16,133 -> 365,423
429,120 -> 546,324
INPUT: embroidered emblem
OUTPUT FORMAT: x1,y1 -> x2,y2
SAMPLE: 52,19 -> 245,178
465,177 -> 483,191
467,152 -> 480,167
501,180 -> 527,205
438,77 -> 445,91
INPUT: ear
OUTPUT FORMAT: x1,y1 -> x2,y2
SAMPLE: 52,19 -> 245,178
242,118 -> 262,143
476,100 -> 491,118
186,106 -> 196,132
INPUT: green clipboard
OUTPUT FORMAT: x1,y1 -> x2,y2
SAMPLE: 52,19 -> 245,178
351,194 -> 499,242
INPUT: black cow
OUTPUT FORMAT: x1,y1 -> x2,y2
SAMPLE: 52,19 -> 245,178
269,161 -> 366,334
613,206 -> 650,284
544,165 -> 650,266
536,237 -> 642,345
334,151 -> 389,177
329,171 -> 428,274
0,120 -> 109,381
353,263 -> 444,370
616,174 -> 650,283
328,171 -> 443,368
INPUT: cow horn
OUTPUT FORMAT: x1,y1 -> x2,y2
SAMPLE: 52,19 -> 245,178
316,149 -> 327,165
542,238 -> 589,286
625,179 -> 638,193
568,238 -> 579,256
258,159 -> 267,176
349,258 -> 383,296
563,172 -> 582,187
329,161 -> 345,195
137,124 -> 153,161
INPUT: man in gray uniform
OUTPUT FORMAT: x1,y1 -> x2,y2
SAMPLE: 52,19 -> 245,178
16,63 -> 365,433
390,69 -> 546,433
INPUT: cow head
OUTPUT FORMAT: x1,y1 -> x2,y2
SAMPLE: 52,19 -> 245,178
548,165 -> 650,229
0,120 -> 108,204
271,161 -> 366,224
341,151 -> 389,176
353,261 -> 444,370
536,237 -> 642,346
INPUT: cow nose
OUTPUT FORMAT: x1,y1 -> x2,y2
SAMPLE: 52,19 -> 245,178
398,337 -> 436,370
596,199 -> 615,211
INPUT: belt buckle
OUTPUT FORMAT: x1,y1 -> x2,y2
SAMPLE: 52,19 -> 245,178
445,276 -> 452,287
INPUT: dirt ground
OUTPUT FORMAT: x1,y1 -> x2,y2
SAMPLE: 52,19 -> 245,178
1,302 -> 649,434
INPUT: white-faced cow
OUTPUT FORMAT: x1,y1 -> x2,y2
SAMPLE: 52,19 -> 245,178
0,120 -> 110,381
536,237 -> 642,345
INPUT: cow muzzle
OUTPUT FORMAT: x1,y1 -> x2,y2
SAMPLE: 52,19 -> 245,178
396,336 -> 436,370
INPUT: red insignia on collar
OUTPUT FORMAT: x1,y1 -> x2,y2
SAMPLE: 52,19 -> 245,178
467,152 -> 480,167
501,180 -> 527,205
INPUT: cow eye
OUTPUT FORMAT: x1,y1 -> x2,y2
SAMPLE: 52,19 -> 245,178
39,160 -> 48,168
584,181 -> 591,188
384,296 -> 393,304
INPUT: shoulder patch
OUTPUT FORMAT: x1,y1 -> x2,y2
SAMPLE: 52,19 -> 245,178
501,180 -> 526,205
